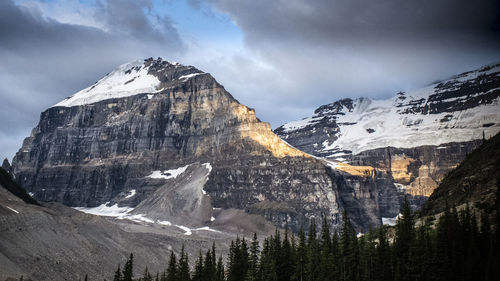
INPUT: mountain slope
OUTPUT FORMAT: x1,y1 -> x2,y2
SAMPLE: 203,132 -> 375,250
275,63 -> 500,199
0,167 -> 241,281
420,132 -> 500,216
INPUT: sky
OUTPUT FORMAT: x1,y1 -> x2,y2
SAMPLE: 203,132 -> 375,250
1,0 -> 499,161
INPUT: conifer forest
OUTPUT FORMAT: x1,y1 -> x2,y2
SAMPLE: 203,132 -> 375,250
109,198 -> 500,281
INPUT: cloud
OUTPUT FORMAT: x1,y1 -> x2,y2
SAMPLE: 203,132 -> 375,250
192,0 -> 500,125
0,0 -> 185,161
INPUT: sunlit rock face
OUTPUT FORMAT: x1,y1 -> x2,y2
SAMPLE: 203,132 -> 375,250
276,63 -> 500,200
12,58 -> 351,231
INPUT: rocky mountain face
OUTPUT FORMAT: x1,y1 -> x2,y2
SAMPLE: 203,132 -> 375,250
13,57 -> 375,231
275,64 -> 500,202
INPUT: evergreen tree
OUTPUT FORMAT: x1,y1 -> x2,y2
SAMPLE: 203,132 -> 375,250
279,229 -> 294,281
166,251 -> 177,281
202,248 -> 216,281
394,197 -> 415,281
259,238 -> 278,281
319,217 -> 334,281
246,233 -> 260,281
143,267 -> 153,281
192,251 -> 204,281
216,256 -> 225,281
330,230 -> 341,280
306,219 -> 321,281
292,228 -> 307,281
113,264 -> 122,281
122,253 -> 134,281
177,245 -> 191,281
340,210 -> 358,281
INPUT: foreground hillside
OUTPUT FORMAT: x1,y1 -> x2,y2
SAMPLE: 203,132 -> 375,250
0,167 -> 242,281
420,131 -> 500,216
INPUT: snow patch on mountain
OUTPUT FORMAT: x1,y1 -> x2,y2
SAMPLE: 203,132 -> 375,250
53,59 -> 161,107
178,72 -> 204,81
382,213 -> 401,226
125,189 -> 136,199
6,206 -> 19,214
147,164 -> 190,180
74,202 -> 134,217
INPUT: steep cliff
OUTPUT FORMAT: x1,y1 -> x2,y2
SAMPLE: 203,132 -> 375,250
13,58 -> 357,231
276,63 -> 500,201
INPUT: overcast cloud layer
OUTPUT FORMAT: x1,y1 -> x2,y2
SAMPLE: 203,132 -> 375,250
1,0 -> 499,161
202,0 -> 500,115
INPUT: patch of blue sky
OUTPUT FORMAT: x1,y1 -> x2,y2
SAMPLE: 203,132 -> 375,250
152,0 -> 243,44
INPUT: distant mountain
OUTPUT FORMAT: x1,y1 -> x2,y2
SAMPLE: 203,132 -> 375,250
275,63 -> 500,199
420,132 -> 500,217
13,57 -> 389,231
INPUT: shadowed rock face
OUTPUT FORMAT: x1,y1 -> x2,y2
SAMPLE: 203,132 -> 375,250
420,132 -> 500,217
12,58 -> 352,232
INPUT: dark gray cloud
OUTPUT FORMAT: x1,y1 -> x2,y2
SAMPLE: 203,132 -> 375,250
193,0 -> 500,127
209,0 -> 499,43
0,0 -> 185,161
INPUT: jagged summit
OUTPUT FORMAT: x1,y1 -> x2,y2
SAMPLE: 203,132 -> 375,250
53,57 -> 207,107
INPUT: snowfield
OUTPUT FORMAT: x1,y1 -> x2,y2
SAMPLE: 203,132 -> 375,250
53,60 -> 161,107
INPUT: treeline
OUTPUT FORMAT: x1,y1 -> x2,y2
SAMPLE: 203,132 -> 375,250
112,198 -> 500,281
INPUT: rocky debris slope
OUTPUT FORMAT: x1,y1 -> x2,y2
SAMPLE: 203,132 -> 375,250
0,167 -> 242,281
276,63 -> 500,199
13,57 -> 379,231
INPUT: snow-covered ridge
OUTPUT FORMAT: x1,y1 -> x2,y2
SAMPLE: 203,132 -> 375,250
52,58 -> 206,108
277,63 -> 500,156
53,60 -> 162,107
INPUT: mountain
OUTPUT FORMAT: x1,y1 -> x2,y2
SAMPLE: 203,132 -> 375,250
13,57 -> 389,231
420,132 -> 500,217
275,63 -> 500,200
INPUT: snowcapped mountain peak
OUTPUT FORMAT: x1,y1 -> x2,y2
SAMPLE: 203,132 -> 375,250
53,57 -> 206,107
275,63 -> 500,157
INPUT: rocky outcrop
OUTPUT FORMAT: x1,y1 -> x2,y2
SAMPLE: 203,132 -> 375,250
12,58 -> 353,231
2,158 -> 12,174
